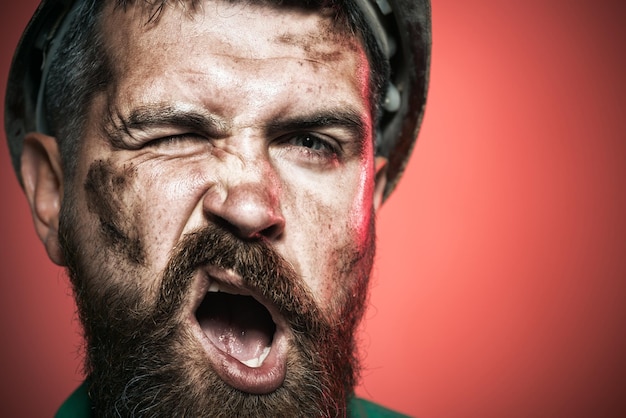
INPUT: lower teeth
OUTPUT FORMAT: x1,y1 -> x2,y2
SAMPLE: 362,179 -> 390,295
241,346 -> 271,368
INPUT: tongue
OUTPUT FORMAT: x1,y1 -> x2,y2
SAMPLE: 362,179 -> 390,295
197,293 -> 274,364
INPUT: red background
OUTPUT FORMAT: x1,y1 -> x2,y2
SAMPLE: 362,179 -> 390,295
1,1 -> 625,417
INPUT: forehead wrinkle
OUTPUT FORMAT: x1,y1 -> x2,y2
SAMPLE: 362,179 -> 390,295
196,51 -> 337,72
273,20 -> 360,56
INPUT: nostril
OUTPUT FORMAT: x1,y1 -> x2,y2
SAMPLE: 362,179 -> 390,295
257,217 -> 285,240
210,215 -> 244,238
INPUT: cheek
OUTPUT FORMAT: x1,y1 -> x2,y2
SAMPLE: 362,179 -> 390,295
70,158 -> 210,302
83,159 -> 146,265
79,158 -> 200,271
283,164 -> 375,301
62,159 -> 158,303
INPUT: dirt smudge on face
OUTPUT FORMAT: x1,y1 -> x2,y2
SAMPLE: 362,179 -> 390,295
84,159 -> 145,265
274,13 -> 359,66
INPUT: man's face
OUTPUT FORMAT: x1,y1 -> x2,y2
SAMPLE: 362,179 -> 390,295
55,1 -> 385,415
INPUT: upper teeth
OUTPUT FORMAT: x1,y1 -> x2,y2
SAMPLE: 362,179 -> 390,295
208,281 -> 246,295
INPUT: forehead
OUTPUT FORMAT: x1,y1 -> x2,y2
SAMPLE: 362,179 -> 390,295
100,1 -> 364,80
92,0 -> 372,141
95,0 -> 371,124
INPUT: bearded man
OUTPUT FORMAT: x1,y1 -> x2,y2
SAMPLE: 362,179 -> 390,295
5,0 -> 430,416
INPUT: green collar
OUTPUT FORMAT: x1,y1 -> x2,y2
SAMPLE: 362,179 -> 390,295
56,381 -> 410,417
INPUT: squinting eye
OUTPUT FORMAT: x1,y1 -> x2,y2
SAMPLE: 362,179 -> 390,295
145,133 -> 206,149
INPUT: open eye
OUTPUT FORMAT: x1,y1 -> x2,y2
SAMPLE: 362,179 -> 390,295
275,132 -> 343,168
287,133 -> 339,155
290,134 -> 330,151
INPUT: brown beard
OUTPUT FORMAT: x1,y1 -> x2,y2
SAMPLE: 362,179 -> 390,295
59,199 -> 375,417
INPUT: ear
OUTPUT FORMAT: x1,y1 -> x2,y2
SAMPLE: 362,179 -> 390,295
21,133 -> 66,266
373,156 -> 388,213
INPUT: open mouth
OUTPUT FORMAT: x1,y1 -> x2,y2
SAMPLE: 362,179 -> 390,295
189,267 -> 289,394
196,282 -> 276,368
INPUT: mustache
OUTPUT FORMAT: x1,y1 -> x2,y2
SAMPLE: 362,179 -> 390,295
157,224 -> 323,333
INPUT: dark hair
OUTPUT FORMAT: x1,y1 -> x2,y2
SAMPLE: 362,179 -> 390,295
44,0 -> 390,179
44,0 -> 109,180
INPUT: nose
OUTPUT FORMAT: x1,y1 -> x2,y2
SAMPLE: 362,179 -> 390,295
203,163 -> 285,240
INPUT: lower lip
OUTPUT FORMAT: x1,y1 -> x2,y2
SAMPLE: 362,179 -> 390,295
189,316 -> 289,394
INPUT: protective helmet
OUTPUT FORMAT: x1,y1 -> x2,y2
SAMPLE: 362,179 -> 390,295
4,0 -> 431,200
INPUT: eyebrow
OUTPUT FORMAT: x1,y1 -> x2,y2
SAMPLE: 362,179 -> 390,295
104,105 -> 369,147
265,109 -> 369,145
104,105 -> 229,146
